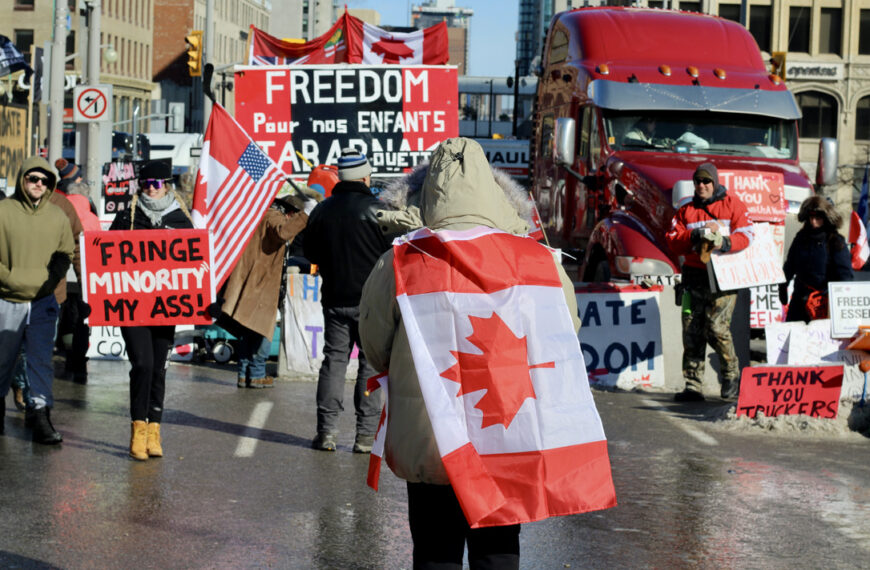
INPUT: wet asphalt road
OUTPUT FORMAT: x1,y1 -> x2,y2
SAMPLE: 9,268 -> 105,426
1,359 -> 869,569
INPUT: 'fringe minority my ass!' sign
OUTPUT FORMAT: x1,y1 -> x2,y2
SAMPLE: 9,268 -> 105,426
81,230 -> 215,326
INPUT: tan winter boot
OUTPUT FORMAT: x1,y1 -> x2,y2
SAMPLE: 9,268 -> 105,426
146,422 -> 163,457
130,420 -> 148,461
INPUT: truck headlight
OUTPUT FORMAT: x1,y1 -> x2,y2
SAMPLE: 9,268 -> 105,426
615,256 -> 675,276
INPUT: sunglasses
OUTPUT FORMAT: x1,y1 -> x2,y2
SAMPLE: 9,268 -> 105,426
141,178 -> 166,189
25,174 -> 49,185
694,178 -> 714,185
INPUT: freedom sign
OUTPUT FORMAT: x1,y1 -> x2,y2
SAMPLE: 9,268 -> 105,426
234,65 -> 458,175
81,230 -> 215,326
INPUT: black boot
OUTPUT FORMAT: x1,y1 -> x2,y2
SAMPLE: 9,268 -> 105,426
30,407 -> 63,445
720,378 -> 740,400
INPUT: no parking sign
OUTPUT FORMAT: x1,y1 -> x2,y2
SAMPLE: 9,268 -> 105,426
74,84 -> 113,122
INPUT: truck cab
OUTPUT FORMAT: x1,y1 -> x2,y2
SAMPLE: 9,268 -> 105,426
531,7 -> 816,281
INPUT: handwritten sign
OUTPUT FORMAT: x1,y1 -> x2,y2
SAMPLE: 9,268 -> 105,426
101,161 -> 139,219
281,273 -> 362,377
749,283 -> 786,328
86,324 -> 196,361
711,222 -> 785,291
0,106 -> 27,192
765,319 -> 866,401
828,281 -> 870,338
575,286 -> 664,389
81,229 -> 214,326
719,170 -> 786,223
736,364 -> 843,419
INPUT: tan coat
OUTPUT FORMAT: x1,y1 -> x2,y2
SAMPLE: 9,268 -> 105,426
359,138 -> 580,485
49,191 -> 83,304
220,208 -> 307,338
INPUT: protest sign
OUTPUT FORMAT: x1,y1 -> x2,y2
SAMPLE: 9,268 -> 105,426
765,319 -> 866,401
86,324 -> 195,361
719,170 -> 786,223
575,285 -> 664,389
711,222 -> 785,291
736,364 -> 843,419
281,273 -> 361,377
0,106 -> 27,193
81,229 -> 214,326
828,281 -> 870,338
101,161 -> 138,219
234,65 -> 458,175
749,283 -> 786,328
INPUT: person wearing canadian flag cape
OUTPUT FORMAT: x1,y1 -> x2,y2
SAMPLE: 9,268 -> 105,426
359,138 -> 616,568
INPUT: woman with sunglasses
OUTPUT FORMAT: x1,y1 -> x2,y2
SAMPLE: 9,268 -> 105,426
110,160 -> 193,460
779,196 -> 853,322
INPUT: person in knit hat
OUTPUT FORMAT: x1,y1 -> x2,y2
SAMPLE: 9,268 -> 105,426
665,162 -> 754,402
54,158 -> 82,193
303,148 -> 391,453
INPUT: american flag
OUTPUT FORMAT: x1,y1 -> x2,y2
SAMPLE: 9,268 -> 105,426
192,104 -> 288,290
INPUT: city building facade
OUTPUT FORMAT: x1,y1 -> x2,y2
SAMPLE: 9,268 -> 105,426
412,0 -> 473,74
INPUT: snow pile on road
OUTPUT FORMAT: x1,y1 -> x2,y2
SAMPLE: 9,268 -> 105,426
711,398 -> 870,437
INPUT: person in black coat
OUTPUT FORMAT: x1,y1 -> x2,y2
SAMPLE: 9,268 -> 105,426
780,196 -> 853,322
110,161 -> 193,460
303,148 -> 393,453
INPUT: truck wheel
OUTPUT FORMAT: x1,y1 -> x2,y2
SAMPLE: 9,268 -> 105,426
584,255 -> 611,282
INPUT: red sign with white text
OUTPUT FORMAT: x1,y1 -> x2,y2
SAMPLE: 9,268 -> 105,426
736,364 -> 843,419
719,170 -> 786,223
81,230 -> 214,326
234,65 -> 458,176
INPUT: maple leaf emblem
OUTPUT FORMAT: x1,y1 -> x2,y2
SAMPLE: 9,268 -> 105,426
441,313 -> 554,429
370,36 -> 415,64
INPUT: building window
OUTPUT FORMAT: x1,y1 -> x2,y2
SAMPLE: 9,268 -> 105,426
14,0 -> 34,9
796,91 -> 837,139
820,8 -> 842,55
859,10 -> 870,54
749,5 -> 772,53
680,2 -> 701,13
66,31 -> 76,70
857,96 -> 870,141
788,6 -> 810,53
13,29 -> 34,60
719,4 -> 740,22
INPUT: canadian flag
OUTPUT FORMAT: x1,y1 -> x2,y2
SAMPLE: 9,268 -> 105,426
385,226 -> 616,528
347,18 -> 449,65
849,211 -> 870,271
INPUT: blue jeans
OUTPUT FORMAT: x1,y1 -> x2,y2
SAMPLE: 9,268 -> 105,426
0,296 -> 61,409
315,306 -> 381,436
237,328 -> 271,380
12,350 -> 30,403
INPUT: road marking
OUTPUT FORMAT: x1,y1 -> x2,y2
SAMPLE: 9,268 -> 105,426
641,398 -> 719,446
234,401 -> 274,457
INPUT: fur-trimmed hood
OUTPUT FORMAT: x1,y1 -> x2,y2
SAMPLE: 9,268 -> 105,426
376,143 -> 533,235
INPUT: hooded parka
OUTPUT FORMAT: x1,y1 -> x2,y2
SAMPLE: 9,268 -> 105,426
358,138 -> 580,485
0,157 -> 75,303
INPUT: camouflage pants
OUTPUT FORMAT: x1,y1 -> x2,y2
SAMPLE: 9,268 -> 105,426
682,286 -> 738,393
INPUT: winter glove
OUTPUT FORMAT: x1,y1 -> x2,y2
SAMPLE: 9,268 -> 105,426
702,230 -> 724,249
778,283 -> 789,306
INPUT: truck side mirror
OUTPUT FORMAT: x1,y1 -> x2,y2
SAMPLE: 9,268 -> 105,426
554,117 -> 575,167
816,137 -> 839,188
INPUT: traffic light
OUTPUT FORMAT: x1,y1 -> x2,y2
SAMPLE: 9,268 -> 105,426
185,31 -> 203,77
769,51 -> 786,80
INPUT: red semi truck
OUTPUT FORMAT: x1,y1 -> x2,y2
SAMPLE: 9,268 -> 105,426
531,7 -> 836,281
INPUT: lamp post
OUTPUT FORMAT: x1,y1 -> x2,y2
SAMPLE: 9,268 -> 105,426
47,0 -> 68,165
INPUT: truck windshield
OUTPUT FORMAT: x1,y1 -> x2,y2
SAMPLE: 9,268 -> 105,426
603,110 -> 797,160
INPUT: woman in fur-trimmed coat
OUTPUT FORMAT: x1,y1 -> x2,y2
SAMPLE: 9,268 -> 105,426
780,196 -> 853,322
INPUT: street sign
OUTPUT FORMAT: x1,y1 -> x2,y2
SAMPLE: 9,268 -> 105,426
74,85 -> 113,122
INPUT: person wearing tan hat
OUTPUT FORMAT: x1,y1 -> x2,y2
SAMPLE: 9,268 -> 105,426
666,162 -> 754,402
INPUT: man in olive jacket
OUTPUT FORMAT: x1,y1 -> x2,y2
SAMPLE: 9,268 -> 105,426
0,156 -> 75,443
